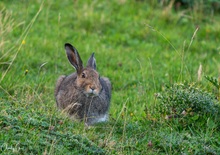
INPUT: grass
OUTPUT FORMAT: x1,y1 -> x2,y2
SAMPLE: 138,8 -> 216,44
0,0 -> 220,154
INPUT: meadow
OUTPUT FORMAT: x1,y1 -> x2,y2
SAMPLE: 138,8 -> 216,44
0,0 -> 220,154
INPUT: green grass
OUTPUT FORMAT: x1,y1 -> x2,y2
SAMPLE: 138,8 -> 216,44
0,0 -> 220,154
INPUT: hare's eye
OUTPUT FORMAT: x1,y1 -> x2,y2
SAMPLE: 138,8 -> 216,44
81,73 -> 86,78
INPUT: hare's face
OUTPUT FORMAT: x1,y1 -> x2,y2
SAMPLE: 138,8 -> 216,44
76,68 -> 102,97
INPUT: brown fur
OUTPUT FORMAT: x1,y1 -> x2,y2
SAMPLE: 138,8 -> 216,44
55,43 -> 111,125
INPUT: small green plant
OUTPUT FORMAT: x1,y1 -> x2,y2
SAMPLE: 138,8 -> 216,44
0,101 -> 105,154
148,82 -> 220,127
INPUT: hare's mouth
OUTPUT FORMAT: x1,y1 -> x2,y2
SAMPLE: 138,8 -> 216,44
84,89 -> 99,97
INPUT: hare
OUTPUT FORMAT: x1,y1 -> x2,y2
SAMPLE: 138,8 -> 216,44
55,43 -> 111,126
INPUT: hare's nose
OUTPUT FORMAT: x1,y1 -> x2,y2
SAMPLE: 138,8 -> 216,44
90,86 -> 96,90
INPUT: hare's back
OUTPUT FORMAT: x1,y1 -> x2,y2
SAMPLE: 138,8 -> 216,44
56,73 -> 77,91
55,75 -> 66,97
55,73 -> 78,108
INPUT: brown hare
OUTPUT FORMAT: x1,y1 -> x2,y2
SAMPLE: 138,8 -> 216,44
55,43 -> 111,125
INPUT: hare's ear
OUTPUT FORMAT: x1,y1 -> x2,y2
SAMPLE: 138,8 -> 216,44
64,43 -> 83,74
86,53 -> 96,70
